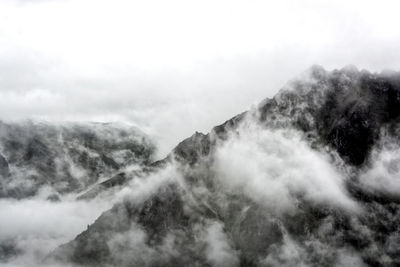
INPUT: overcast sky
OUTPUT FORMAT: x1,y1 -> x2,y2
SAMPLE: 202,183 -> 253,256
1,0 -> 400,157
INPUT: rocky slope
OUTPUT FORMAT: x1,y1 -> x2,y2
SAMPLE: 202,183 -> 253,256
45,66 -> 400,266
0,121 -> 155,199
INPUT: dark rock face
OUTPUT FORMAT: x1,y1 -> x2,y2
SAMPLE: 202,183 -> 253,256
254,66 -> 400,167
46,66 -> 400,266
0,153 -> 10,178
0,239 -> 21,262
0,122 -> 155,198
315,70 -> 400,165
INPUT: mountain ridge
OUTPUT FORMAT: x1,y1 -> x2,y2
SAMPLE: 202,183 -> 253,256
9,65 -> 400,266
0,121 -> 155,199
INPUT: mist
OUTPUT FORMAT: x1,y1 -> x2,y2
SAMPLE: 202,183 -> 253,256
1,0 -> 400,266
213,122 -> 358,213
0,196 -> 112,267
1,0 -> 400,156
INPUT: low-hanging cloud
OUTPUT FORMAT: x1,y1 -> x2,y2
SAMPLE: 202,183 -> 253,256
201,221 -> 239,267
213,122 -> 358,213
0,197 -> 112,267
359,130 -> 400,196
0,162 -> 184,266
1,1 -> 400,266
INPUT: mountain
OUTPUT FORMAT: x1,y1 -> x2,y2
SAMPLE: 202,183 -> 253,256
38,66 -> 400,266
0,121 -> 155,199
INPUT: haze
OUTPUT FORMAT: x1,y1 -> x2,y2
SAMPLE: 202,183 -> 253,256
1,0 -> 400,157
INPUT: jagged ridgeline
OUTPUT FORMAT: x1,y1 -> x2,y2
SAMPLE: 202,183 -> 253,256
33,66 -> 400,266
0,121 -> 155,199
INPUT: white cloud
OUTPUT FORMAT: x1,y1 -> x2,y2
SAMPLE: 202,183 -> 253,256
360,137 -> 400,196
0,161 -> 183,266
213,122 -> 358,213
202,221 -> 239,267
0,197 -> 112,267
0,0 -> 400,156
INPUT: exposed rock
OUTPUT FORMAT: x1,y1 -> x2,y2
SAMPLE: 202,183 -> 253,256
0,121 -> 155,198
0,153 -> 10,178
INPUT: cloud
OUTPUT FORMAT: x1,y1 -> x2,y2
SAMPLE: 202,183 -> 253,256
263,222 -> 366,267
1,1 -> 400,266
359,131 -> 400,196
0,196 -> 112,267
201,221 -> 239,267
213,121 -> 358,213
114,163 -> 182,203
0,161 -> 183,266
1,0 -> 400,156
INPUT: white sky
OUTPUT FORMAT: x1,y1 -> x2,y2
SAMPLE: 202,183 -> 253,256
1,0 -> 400,157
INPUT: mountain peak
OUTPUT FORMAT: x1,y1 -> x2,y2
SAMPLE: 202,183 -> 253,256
7,66 -> 400,267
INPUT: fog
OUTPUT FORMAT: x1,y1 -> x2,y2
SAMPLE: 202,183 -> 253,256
1,0 -> 400,266
0,165 -> 178,266
360,129 -> 400,196
0,101 -> 399,266
213,122 -> 358,213
1,0 -> 400,156
0,196 -> 112,267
